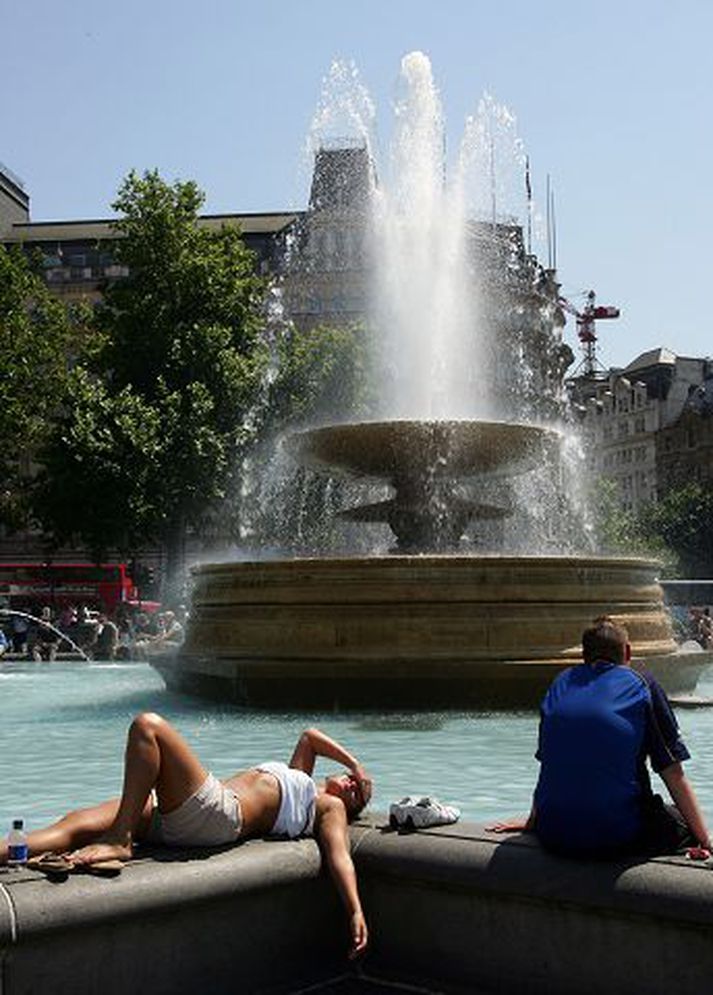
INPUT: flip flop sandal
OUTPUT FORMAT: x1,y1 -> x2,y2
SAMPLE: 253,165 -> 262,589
28,853 -> 124,877
27,853 -> 75,877
73,859 -> 125,877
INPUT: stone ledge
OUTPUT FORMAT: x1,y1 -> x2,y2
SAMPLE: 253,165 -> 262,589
1,818 -> 712,994
0,837 -> 347,995
352,819 -> 713,925
353,818 -> 713,995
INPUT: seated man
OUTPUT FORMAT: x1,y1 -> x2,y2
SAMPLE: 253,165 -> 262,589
490,616 -> 711,860
153,609 -> 183,646
94,614 -> 119,660
75,605 -> 99,654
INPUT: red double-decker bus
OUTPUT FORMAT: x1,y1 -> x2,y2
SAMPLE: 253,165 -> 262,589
0,562 -> 136,614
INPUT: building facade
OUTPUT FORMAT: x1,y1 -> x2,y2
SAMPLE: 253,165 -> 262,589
0,162 -> 29,234
571,349 -> 713,511
657,376 -> 713,492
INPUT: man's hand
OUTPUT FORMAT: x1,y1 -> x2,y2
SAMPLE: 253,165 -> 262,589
685,846 -> 711,861
485,817 -> 531,833
348,910 -> 368,959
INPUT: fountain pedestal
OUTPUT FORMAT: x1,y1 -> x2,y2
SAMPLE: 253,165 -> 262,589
286,419 -> 555,551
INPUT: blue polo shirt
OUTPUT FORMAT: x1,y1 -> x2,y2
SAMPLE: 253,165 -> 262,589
534,662 -> 689,855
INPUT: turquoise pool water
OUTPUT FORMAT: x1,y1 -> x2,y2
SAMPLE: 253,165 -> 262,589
2,660 -> 713,833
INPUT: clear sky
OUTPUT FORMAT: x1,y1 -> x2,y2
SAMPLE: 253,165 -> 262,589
3,0 -> 711,370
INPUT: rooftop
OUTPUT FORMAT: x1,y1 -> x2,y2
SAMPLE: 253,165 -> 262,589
4,211 -> 299,244
625,347 -> 677,371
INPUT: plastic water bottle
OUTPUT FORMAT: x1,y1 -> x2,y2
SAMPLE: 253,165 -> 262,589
7,819 -> 28,867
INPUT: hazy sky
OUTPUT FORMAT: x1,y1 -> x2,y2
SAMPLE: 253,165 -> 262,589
3,0 -> 711,369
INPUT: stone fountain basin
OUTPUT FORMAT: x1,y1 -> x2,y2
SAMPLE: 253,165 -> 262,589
285,420 -> 561,480
153,554 -> 708,709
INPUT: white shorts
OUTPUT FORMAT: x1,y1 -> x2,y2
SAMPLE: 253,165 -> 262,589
146,773 -> 242,847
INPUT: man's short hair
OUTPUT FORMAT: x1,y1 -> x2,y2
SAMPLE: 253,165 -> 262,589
582,615 -> 629,665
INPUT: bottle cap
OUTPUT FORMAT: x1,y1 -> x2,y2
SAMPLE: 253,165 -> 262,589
12,819 -> 23,830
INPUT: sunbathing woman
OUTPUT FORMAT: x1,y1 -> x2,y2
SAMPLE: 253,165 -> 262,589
1,713 -> 373,957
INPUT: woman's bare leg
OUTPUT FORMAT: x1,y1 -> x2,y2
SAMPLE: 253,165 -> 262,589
0,799 -> 147,864
68,712 -> 208,865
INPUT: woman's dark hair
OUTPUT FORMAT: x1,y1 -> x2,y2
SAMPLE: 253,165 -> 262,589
582,615 -> 628,665
345,774 -> 369,820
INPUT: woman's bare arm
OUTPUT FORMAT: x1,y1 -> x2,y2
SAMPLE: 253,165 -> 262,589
316,795 -> 368,958
289,728 -> 369,786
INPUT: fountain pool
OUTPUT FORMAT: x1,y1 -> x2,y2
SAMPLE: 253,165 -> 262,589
2,660 -> 713,834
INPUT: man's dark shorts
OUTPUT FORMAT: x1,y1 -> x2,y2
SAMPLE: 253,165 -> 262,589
538,796 -> 695,861
637,794 -> 696,857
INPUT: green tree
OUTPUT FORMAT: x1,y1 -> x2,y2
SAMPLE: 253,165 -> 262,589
636,483 -> 713,578
35,370 -> 163,555
591,477 -> 676,569
36,170 -> 267,588
241,321 -> 375,552
0,245 -> 83,530
262,321 -> 373,433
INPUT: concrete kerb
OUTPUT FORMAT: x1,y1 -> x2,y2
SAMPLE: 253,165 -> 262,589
0,839 -> 347,995
1,818 -> 713,994
353,819 -> 713,995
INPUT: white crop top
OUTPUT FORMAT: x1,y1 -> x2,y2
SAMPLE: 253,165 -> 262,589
257,761 -> 317,838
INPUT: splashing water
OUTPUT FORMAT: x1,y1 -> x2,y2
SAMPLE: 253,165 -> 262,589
370,52 -> 478,419
301,51 -> 562,427
305,59 -> 377,183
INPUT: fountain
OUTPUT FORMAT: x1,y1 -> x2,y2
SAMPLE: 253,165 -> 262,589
286,420 -> 558,552
153,53 -> 710,707
0,608 -> 90,662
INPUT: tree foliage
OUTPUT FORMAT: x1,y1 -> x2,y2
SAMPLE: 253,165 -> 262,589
35,170 -> 268,573
0,245 -> 84,530
261,321 -> 373,433
99,171 -> 265,408
234,321 -> 375,554
636,483 -> 713,578
593,477 -> 713,578
591,478 -> 652,556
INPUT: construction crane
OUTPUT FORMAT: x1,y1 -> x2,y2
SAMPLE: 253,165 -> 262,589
558,290 -> 620,378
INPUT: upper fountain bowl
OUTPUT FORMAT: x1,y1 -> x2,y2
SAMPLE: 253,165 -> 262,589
286,420 -> 562,482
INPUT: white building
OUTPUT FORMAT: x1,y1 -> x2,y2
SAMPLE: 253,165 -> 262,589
572,348 -> 712,512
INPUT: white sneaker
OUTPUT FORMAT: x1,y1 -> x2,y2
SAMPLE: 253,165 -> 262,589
401,797 -> 461,830
388,796 -> 419,828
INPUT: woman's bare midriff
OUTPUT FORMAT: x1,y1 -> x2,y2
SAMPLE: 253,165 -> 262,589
222,769 -> 282,838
